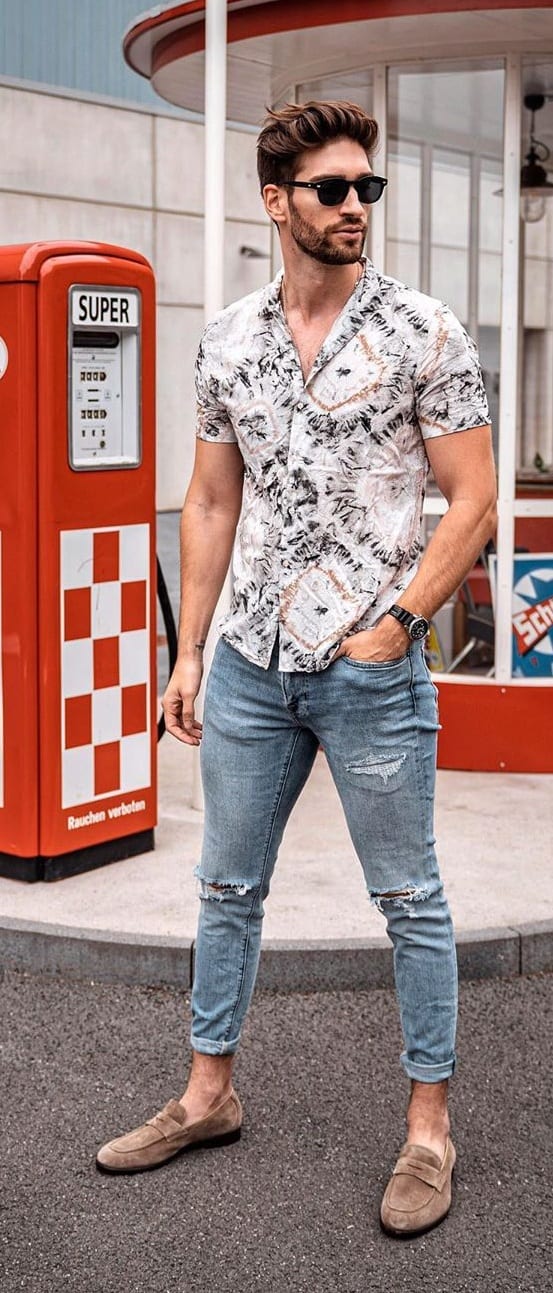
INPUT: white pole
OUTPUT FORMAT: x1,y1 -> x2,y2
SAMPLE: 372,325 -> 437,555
191,0 -> 229,810
204,0 -> 228,320
495,54 -> 521,684
371,65 -> 387,272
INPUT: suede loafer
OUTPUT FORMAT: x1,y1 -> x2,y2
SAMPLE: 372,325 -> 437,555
380,1137 -> 456,1237
96,1090 -> 242,1174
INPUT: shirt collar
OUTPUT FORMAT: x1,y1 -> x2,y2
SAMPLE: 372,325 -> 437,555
310,258 -> 382,381
259,268 -> 284,319
258,259 -> 384,385
259,257 -> 381,319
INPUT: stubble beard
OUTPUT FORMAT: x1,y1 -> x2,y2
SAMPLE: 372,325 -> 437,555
288,195 -> 367,265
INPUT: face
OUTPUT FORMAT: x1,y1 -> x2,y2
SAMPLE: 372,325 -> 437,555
284,137 -> 371,265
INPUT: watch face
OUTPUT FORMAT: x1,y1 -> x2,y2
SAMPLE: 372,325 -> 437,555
410,617 -> 429,640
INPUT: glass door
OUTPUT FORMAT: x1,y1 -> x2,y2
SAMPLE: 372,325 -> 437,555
387,61 -> 505,674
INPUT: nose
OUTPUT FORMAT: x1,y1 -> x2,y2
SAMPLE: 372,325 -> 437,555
339,184 -> 365,217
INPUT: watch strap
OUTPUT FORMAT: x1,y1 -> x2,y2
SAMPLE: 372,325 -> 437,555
388,604 -> 413,629
388,604 -> 429,638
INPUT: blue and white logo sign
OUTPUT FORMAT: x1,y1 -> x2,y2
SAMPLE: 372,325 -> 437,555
511,556 -> 553,677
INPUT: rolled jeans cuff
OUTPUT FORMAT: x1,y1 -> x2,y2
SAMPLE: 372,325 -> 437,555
190,1032 -> 240,1057
400,1053 -> 456,1082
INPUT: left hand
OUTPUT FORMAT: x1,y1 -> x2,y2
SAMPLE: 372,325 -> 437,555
333,618 -> 409,663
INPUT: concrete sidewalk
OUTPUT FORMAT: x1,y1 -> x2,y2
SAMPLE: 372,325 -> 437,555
1,732 -> 552,988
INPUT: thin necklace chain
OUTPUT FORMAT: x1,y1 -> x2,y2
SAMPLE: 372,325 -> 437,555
280,259 -> 363,320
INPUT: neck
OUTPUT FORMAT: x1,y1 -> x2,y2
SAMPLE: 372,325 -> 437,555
280,248 -> 363,321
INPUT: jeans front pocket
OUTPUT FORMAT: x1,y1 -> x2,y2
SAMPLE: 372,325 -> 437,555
337,649 -> 411,672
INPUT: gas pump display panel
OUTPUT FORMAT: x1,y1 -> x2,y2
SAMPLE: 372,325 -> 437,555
69,286 -> 141,470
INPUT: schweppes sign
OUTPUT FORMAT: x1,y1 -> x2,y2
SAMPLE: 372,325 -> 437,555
513,595 -> 553,654
510,557 -> 553,677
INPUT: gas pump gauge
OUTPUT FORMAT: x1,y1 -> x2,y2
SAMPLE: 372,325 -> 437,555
68,286 -> 141,470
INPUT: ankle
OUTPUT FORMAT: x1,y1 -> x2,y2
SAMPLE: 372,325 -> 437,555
407,1111 -> 450,1137
406,1080 -> 450,1153
407,1099 -> 449,1125
179,1065 -> 234,1113
180,1052 -> 234,1107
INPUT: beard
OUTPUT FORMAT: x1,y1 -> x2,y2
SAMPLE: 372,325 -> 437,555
288,194 -> 367,264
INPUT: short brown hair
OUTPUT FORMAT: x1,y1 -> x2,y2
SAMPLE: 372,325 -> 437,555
256,100 -> 379,191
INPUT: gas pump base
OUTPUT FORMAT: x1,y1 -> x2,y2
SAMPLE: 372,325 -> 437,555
0,829 -> 154,883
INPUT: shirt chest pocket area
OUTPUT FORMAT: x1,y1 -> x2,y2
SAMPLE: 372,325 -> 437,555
232,396 -> 288,461
308,335 -> 412,423
307,336 -> 384,410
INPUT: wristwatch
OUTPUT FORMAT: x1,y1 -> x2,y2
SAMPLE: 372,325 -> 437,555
387,604 -> 430,641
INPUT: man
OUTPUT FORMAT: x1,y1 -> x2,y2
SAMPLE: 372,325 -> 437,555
97,101 -> 496,1236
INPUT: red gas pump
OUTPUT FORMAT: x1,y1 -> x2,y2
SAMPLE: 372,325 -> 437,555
0,242 -> 157,880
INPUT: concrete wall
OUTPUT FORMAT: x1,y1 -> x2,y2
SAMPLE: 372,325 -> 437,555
0,82 -> 271,510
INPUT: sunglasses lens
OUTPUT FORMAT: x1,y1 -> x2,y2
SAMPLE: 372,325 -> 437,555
317,179 -> 349,206
357,178 -> 385,204
315,178 -> 386,205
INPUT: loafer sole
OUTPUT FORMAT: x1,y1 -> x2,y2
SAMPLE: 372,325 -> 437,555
95,1126 -> 241,1175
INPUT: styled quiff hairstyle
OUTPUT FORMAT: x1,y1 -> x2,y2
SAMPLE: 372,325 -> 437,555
257,100 -> 379,191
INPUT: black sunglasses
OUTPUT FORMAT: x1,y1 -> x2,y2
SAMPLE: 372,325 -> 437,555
282,175 -> 388,206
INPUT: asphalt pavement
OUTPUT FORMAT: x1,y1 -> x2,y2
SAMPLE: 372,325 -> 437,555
2,965 -> 551,1293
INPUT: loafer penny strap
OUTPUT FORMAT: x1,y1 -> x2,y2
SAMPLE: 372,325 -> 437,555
146,1105 -> 186,1139
393,1157 -> 443,1191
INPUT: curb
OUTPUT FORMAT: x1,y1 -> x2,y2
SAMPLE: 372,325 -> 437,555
1,916 -> 552,991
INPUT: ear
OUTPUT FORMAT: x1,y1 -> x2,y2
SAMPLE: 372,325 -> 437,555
263,183 -> 287,227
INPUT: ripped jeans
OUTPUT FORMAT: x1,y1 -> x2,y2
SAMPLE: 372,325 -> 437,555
191,634 -> 457,1082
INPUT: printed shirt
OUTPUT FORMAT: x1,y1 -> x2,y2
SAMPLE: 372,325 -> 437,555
195,258 -> 490,672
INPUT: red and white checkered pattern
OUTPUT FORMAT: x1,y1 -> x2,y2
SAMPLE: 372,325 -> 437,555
60,524 -> 151,809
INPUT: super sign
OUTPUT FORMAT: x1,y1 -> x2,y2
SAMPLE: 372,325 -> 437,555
71,288 -> 139,328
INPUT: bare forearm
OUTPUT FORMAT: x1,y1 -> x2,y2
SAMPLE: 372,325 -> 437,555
177,498 -> 238,659
399,498 -> 497,620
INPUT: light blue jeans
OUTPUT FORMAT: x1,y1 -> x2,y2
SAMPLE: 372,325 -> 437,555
191,634 -> 457,1082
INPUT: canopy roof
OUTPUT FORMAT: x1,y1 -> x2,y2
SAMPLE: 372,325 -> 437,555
123,1 -> 553,124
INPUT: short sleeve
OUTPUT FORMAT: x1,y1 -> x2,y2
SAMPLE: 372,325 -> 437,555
415,305 -> 490,441
195,328 -> 237,443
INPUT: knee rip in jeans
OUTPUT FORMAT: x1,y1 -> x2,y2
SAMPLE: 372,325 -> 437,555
370,883 -> 430,918
195,868 -> 253,902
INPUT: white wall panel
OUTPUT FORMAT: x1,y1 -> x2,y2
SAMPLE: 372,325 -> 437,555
0,192 -> 154,261
386,239 -> 420,289
479,172 -> 503,253
156,305 -> 204,511
387,149 -> 421,243
155,117 -> 205,214
154,213 -> 203,306
226,129 -> 264,223
524,259 -> 548,329
224,220 -> 272,306
155,119 -> 263,224
431,246 -> 468,322
154,213 -> 271,309
478,251 -> 502,327
0,86 -> 153,207
431,159 -> 470,249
